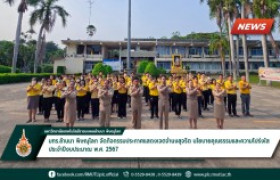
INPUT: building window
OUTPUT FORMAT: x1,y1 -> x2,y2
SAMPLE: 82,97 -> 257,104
238,47 -> 244,56
189,47 -> 202,56
172,46 -> 186,56
77,45 -> 85,55
87,45 -> 101,55
156,46 -> 171,56
157,62 -> 171,70
250,48 -> 263,56
204,48 -> 218,55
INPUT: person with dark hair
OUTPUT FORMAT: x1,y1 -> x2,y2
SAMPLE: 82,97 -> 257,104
130,77 -> 143,129
26,78 -> 41,123
157,75 -> 170,129
225,75 -> 239,117
187,80 -> 199,129
55,80 -> 67,123
38,78 -> 46,115
90,77 -> 100,119
173,76 -> 182,119
213,83 -> 227,129
193,76 -> 203,117
167,76 -> 174,112
180,75 -> 188,111
148,77 -> 159,119
117,77 -> 128,119
62,81 -> 77,128
239,75 -> 253,117
111,75 -> 119,114
42,79 -> 55,122
84,78 -> 91,114
217,74 -> 226,109
141,73 -> 149,106
76,80 -> 87,121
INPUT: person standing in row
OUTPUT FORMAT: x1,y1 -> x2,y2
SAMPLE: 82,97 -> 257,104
239,75 -> 253,117
84,78 -> 91,114
117,77 -> 128,119
98,80 -> 114,127
187,81 -> 199,129
167,76 -> 174,112
141,73 -> 149,106
76,80 -> 88,121
90,77 -> 100,120
158,75 -> 170,129
55,80 -> 66,123
148,77 -> 159,119
38,78 -> 46,115
200,74 -> 209,111
193,76 -> 203,117
42,79 -> 55,123
213,83 -> 226,129
62,81 -> 77,128
225,75 -> 239,117
130,77 -> 143,129
217,74 -> 226,109
111,75 -> 119,114
180,76 -> 188,111
26,78 -> 41,123
173,76 -> 182,119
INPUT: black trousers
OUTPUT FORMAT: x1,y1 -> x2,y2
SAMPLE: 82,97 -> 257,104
202,90 -> 210,110
39,95 -> 43,113
197,96 -> 203,116
76,96 -> 86,118
228,94 -> 237,115
181,92 -> 187,111
173,93 -> 182,116
169,93 -> 174,111
91,98 -> 99,118
43,97 -> 53,119
118,93 -> 127,117
143,86 -> 149,103
85,92 -> 91,114
55,98 -> 65,119
150,96 -> 158,118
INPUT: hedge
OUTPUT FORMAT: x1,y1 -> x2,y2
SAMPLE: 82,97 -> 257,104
57,66 -> 66,74
0,65 -> 20,73
0,73 -> 56,84
41,64 -> 54,73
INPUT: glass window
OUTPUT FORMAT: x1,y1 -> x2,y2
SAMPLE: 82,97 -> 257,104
156,46 -> 171,56
87,45 -> 101,55
157,62 -> 171,70
250,48 -> 263,56
189,47 -> 202,56
77,45 -> 85,55
172,46 -> 186,55
204,48 -> 218,55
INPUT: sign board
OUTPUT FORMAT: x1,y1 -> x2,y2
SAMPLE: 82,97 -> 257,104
103,59 -> 123,72
258,67 -> 280,82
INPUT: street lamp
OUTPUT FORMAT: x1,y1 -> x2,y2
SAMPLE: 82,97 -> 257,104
127,0 -> 131,72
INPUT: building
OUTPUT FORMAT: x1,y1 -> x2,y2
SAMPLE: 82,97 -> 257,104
54,38 -> 280,74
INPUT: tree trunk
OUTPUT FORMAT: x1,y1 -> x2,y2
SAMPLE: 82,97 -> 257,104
236,35 -> 240,77
261,35 -> 271,86
34,25 -> 44,73
11,12 -> 24,73
228,17 -> 237,80
241,3 -> 249,82
221,57 -> 226,77
268,33 -> 279,57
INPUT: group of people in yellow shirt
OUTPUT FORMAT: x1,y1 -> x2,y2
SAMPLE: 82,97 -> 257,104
26,72 -> 252,129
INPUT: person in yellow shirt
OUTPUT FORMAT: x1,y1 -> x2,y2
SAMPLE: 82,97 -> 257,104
42,79 -> 55,122
209,79 -> 216,105
111,75 -> 119,114
216,74 -> 226,108
141,73 -> 149,105
26,78 -> 41,123
199,73 -> 210,111
84,78 -> 91,114
173,76 -> 182,118
55,80 -> 67,122
167,76 -> 174,112
239,75 -> 253,117
90,77 -> 100,119
224,75 -> 239,117
180,76 -> 188,111
148,77 -> 159,119
38,78 -> 46,115
117,77 -> 128,119
126,76 -> 132,108
76,80 -> 88,121
193,76 -> 203,117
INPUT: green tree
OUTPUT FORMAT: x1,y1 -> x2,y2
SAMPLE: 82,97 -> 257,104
92,63 -> 106,76
105,65 -> 113,75
29,0 -> 69,73
5,0 -> 40,73
144,63 -> 159,77
137,60 -> 149,74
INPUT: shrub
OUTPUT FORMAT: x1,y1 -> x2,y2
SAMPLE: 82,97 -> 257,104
144,62 -> 159,77
104,65 -> 113,75
0,73 -> 55,84
0,65 -> 11,73
57,66 -> 66,74
41,64 -> 53,73
158,67 -> 166,75
137,60 -> 149,74
92,63 -> 106,76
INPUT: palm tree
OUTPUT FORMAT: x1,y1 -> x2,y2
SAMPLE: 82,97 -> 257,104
4,0 -> 39,73
209,34 -> 230,76
30,0 -> 69,73
253,0 -> 280,85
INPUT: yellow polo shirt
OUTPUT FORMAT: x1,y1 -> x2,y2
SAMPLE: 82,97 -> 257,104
76,85 -> 87,97
26,83 -> 41,97
118,82 -> 127,94
180,81 -> 187,93
199,79 -> 208,91
148,82 -> 158,96
42,85 -> 55,98
141,75 -> 148,87
216,79 -> 225,90
173,81 -> 182,94
239,81 -> 251,94
225,80 -> 238,95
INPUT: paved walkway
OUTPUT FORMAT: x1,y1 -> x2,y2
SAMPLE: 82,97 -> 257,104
0,83 -> 279,168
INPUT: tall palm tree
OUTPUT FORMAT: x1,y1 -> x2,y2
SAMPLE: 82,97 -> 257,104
253,0 -> 280,85
4,0 -> 39,73
209,34 -> 229,76
30,0 -> 69,73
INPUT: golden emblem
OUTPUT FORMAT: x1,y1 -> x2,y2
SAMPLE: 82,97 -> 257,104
16,129 -> 32,157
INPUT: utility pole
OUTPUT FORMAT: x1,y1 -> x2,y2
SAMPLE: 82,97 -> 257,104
127,0 -> 131,72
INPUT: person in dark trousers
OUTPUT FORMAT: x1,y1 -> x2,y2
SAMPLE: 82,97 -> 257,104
239,75 -> 253,117
167,76 -> 174,112
38,78 -> 46,115
193,76 -> 203,117
148,77 -> 159,119
75,80 -> 87,121
84,78 -> 91,114
42,79 -> 55,122
224,75 -> 239,117
173,76 -> 182,119
141,73 -> 149,106
117,77 -> 128,119
55,80 -> 66,122
90,77 -> 100,119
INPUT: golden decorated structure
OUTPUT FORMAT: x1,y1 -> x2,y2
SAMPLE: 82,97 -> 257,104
170,54 -> 187,74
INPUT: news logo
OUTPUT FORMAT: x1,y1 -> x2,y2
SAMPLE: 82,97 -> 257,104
231,19 -> 274,35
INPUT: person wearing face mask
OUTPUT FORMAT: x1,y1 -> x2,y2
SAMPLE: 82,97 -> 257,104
98,80 -> 114,127
26,78 -> 41,123
42,79 -> 55,122
130,77 -> 143,129
62,81 -> 77,128
75,80 -> 87,121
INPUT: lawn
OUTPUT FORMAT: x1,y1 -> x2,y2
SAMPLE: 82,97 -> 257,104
248,74 -> 280,89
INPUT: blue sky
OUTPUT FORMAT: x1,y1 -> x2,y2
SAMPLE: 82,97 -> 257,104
0,0 -> 279,47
